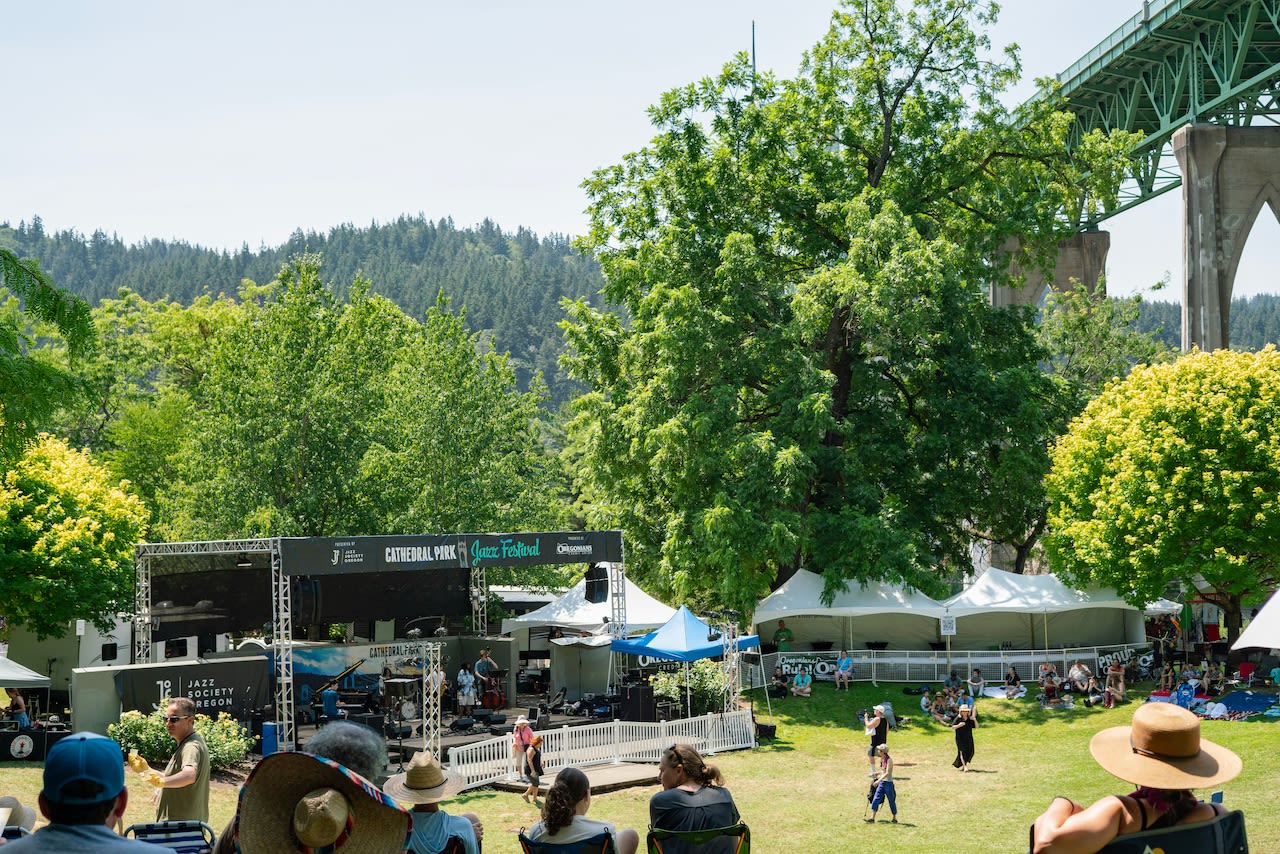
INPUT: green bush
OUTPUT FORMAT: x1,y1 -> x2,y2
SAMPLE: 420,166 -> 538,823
109,707 -> 255,772
649,659 -> 730,717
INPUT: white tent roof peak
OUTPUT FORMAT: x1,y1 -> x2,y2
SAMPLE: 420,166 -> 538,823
753,569 -> 946,623
499,574 -> 675,635
942,566 -> 1136,616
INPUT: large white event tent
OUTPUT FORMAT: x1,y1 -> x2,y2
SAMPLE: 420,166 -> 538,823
941,567 -> 1145,650
752,569 -> 947,651
1232,588 -> 1280,651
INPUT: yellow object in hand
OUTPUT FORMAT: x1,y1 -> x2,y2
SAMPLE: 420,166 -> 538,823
127,751 -> 149,773
146,770 -> 165,788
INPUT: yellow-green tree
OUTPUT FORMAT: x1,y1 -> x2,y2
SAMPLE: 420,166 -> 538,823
1045,348 -> 1280,642
0,434 -> 148,637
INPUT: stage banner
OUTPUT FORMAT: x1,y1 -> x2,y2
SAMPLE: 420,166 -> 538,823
115,657 -> 270,719
281,531 -> 624,576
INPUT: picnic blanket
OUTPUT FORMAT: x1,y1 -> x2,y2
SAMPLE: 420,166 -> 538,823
1147,689 -> 1277,720
1214,690 -> 1278,718
982,685 -> 1026,699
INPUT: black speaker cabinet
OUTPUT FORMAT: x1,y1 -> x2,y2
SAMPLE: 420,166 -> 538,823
622,684 -> 656,722
584,563 -> 609,603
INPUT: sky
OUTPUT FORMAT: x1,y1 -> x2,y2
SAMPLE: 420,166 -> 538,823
6,1 -> 1277,300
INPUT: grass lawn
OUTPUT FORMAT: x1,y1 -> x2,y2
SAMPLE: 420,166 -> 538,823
4,682 -> 1276,853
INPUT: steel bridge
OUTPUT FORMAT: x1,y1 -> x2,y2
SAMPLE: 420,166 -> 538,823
1055,0 -> 1280,224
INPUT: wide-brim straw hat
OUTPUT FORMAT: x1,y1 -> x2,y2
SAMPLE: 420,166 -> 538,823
1090,702 -> 1241,790
383,750 -> 467,805
233,752 -> 409,853
0,796 -> 36,831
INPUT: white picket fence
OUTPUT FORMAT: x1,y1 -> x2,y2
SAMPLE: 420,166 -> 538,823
447,708 -> 756,789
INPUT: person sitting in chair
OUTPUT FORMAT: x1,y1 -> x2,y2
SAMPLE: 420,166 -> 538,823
834,650 -> 855,691
1067,661 -> 1093,693
789,666 -> 812,697
651,745 -> 740,842
1030,703 -> 1241,853
768,667 -> 788,699
1105,660 -> 1126,702
524,765 -> 638,854
384,750 -> 483,854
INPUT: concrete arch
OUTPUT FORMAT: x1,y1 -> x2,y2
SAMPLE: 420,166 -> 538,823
1173,124 -> 1280,351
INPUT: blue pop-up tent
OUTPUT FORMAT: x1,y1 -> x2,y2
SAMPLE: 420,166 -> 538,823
611,606 -> 760,713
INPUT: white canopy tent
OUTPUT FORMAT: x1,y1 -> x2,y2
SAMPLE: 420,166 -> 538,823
500,576 -> 675,636
752,570 -> 947,651
942,567 -> 1145,650
1144,598 -> 1183,616
1232,589 -> 1280,651
0,655 -> 51,689
548,635 -> 614,701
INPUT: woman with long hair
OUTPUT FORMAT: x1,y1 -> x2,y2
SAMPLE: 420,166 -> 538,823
650,744 -> 740,835
524,766 -> 639,854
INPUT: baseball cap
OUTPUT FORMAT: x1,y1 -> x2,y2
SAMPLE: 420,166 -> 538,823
43,732 -> 126,804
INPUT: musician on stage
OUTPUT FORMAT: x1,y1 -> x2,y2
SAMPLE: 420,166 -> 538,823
474,648 -> 496,693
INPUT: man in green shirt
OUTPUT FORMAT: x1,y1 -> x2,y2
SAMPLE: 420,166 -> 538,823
772,620 -> 794,652
154,697 -> 210,823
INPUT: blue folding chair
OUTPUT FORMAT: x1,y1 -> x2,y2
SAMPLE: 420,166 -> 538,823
124,820 -> 218,854
1096,808 -> 1247,853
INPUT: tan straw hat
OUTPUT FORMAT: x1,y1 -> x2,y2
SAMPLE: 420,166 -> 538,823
232,751 -> 409,853
0,796 -> 36,831
382,750 -> 467,805
1089,702 -> 1241,790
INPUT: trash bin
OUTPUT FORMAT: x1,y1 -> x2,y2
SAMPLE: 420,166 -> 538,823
261,722 -> 278,756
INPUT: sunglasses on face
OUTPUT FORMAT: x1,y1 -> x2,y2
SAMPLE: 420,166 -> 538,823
164,715 -> 191,723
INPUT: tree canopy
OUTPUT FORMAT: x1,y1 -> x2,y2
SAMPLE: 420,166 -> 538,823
0,434 -> 148,637
1045,347 -> 1280,641
563,0 -> 1135,610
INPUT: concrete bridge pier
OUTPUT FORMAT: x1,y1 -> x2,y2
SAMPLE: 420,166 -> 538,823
1173,124 -> 1280,352
991,230 -> 1111,308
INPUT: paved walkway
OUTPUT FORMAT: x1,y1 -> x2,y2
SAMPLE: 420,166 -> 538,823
489,762 -> 658,795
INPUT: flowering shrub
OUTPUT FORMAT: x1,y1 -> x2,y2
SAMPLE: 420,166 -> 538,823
649,659 -> 730,717
108,707 -> 255,772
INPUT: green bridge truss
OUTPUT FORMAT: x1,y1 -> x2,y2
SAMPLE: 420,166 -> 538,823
1053,0 -> 1280,224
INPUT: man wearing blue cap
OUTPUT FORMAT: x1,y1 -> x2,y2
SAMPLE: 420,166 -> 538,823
1,731 -> 174,852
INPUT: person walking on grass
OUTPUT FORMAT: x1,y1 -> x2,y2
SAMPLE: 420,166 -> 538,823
522,735 -> 545,806
865,743 -> 898,824
863,704 -> 888,777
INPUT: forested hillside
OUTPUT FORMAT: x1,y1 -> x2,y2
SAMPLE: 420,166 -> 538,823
1134,294 -> 1280,351
0,215 -> 607,408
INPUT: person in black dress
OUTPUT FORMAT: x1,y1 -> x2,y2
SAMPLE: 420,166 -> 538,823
951,704 -> 976,771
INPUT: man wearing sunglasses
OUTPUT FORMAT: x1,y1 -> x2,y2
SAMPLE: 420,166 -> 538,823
153,697 -> 209,823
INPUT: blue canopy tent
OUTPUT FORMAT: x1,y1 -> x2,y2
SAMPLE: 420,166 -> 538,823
611,606 -> 760,714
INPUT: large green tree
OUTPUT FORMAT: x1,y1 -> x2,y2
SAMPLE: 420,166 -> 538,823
0,249 -> 94,460
0,434 -> 148,637
563,0 -> 1135,610
1045,348 -> 1280,642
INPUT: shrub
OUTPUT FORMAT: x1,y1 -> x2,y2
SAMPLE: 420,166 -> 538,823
650,659 -> 730,717
109,707 -> 255,772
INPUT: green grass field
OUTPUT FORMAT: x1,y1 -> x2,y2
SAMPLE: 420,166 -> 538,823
4,683 -> 1276,852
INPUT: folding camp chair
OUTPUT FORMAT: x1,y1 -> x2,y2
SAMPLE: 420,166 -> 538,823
1095,808 -> 1248,854
1,826 -> 31,841
646,822 -> 750,854
518,828 -> 617,853
124,820 -> 218,853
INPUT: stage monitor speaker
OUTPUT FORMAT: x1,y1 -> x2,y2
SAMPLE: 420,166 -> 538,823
584,563 -> 609,604
622,684 -> 655,722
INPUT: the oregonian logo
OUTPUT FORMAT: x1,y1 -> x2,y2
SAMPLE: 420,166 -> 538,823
557,542 -> 594,556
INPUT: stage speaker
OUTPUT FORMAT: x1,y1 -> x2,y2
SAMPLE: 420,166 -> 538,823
291,578 -> 322,626
622,684 -> 655,722
585,563 -> 609,604
489,723 -> 514,736
450,717 -> 475,732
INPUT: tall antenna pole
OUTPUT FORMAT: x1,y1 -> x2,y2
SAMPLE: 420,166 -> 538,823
751,20 -> 757,84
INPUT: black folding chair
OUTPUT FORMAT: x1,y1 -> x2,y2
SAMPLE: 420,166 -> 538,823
124,820 -> 218,854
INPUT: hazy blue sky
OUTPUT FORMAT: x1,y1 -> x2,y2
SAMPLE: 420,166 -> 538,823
7,1 -> 1277,298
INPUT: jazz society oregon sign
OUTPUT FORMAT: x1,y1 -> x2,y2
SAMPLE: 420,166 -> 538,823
280,531 -> 624,575
115,656 -> 271,719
